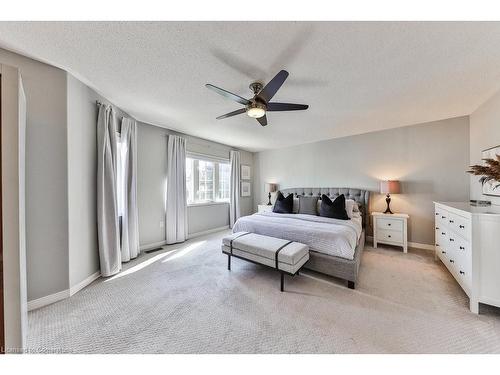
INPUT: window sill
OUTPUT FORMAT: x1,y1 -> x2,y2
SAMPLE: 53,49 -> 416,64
188,201 -> 230,208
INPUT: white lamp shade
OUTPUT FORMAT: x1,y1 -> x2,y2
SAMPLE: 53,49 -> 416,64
380,180 -> 400,194
266,183 -> 278,193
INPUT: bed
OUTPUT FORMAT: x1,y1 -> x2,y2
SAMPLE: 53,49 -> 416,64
232,187 -> 370,289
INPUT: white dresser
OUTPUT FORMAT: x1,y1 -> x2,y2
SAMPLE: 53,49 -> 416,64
434,201 -> 500,313
372,212 -> 409,253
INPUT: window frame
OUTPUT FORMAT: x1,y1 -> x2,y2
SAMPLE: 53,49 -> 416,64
186,153 -> 230,207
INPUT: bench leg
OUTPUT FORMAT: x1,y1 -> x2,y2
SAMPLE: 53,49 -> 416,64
347,280 -> 355,289
280,272 -> 284,292
227,254 -> 231,271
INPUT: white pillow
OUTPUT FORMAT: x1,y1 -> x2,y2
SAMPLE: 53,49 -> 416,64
345,199 -> 356,219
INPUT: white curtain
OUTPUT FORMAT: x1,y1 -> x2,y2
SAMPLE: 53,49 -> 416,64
166,135 -> 188,244
120,118 -> 140,262
229,150 -> 241,228
97,104 -> 121,277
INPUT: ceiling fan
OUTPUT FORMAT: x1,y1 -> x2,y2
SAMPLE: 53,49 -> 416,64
205,70 -> 309,126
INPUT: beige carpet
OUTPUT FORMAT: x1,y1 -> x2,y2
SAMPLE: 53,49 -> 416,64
27,230 -> 500,353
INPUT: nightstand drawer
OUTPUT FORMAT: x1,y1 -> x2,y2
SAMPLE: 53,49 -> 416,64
376,229 -> 403,244
376,218 -> 403,232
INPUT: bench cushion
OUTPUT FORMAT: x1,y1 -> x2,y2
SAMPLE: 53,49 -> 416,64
222,232 -> 309,274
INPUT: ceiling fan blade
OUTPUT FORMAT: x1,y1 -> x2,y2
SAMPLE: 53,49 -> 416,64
216,108 -> 246,120
206,84 -> 250,105
267,102 -> 309,111
256,115 -> 268,126
258,70 -> 289,103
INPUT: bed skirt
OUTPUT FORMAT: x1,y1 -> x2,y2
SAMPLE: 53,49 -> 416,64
303,230 -> 365,287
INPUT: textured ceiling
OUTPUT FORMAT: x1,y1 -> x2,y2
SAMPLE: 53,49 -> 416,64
1,22 -> 500,151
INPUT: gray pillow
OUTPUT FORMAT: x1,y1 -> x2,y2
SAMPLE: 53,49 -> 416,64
298,196 -> 319,216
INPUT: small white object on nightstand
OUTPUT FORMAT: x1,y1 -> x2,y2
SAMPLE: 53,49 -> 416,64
257,204 -> 273,213
371,212 -> 409,253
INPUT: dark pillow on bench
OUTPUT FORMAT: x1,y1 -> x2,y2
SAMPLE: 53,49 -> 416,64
319,194 -> 350,220
273,191 -> 294,214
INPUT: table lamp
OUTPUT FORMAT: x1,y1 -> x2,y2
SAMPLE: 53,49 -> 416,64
266,183 -> 277,205
380,180 -> 400,214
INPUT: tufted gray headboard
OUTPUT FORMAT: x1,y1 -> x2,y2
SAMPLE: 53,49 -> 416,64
280,187 -> 371,228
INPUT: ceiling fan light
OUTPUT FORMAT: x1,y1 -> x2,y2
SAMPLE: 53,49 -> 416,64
247,107 -> 266,118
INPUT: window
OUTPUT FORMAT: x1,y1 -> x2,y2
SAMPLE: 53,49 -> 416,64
116,133 -> 128,216
186,156 -> 230,205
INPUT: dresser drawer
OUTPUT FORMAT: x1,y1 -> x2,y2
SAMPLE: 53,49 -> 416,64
451,214 -> 470,240
455,255 -> 472,292
436,210 -> 450,227
376,217 -> 403,231
376,229 -> 403,244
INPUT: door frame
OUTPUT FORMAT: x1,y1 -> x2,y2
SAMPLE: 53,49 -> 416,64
0,71 -> 4,355
0,63 -> 27,353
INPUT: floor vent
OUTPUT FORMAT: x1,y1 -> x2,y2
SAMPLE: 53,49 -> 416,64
145,247 -> 164,254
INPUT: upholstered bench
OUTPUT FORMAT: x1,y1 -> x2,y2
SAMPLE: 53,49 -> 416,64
222,232 -> 309,291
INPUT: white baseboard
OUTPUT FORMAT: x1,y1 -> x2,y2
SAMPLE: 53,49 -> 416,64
28,289 -> 70,311
366,235 -> 434,251
69,271 -> 101,296
407,241 -> 435,251
188,225 -> 229,239
28,271 -> 101,311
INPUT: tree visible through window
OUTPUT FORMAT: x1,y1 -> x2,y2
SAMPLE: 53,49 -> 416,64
186,156 -> 230,204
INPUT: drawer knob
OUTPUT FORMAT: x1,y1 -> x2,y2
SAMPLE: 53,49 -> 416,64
441,216 -> 446,219
441,251 -> 446,254
459,246 -> 465,250
459,270 -> 465,275
435,227 -> 439,230
387,223 -> 391,226
388,235 -> 391,238
459,225 -> 465,229
441,232 -> 445,235
449,220 -> 454,223
449,238 -> 454,242
435,212 -> 439,215
450,259 -> 454,263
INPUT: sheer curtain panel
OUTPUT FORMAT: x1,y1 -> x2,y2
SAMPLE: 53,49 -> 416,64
97,104 -> 121,276
120,117 -> 140,262
229,150 -> 241,228
166,135 -> 188,244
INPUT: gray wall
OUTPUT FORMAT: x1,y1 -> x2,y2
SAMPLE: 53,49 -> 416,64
66,74 -> 100,288
137,122 -> 254,247
254,116 -> 470,245
469,89 -> 500,205
0,48 -> 69,301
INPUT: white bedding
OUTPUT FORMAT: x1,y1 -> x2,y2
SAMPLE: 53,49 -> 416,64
232,211 -> 363,260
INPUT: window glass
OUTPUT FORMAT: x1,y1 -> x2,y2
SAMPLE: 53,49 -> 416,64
185,156 -> 230,204
218,163 -> 230,201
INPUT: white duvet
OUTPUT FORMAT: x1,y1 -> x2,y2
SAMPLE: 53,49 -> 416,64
232,212 -> 363,260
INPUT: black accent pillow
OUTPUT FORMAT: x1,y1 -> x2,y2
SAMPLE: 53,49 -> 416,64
273,191 -> 294,214
319,194 -> 350,220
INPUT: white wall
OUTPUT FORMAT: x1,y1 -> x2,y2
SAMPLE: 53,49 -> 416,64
254,117 -> 470,245
137,122 -> 254,247
0,48 -> 69,301
469,89 -> 500,205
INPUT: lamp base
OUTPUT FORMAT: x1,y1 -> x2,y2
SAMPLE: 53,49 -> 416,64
267,192 -> 272,205
383,194 -> 393,214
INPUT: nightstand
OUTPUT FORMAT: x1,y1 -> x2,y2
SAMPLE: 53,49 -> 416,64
372,212 -> 409,253
257,204 -> 273,213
